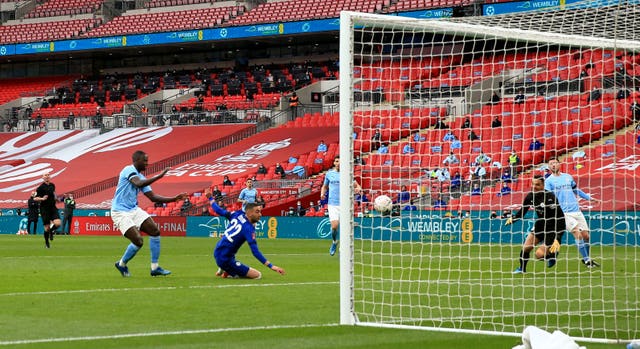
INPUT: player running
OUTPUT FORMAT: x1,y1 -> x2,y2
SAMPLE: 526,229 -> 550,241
112,150 -> 187,277
506,175 -> 565,274
321,155 -> 361,256
205,188 -> 285,279
545,157 -> 600,268
34,173 -> 61,248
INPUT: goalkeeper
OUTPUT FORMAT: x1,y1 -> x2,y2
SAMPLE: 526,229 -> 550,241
506,175 -> 565,274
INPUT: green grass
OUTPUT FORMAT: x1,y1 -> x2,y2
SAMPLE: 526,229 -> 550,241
0,235 -> 631,348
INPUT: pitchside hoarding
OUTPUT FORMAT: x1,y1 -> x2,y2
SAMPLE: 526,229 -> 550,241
2,213 -> 638,246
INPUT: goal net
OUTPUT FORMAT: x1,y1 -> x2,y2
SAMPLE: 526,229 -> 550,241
339,3 -> 640,343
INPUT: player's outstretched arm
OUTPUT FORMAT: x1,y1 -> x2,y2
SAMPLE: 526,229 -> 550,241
131,167 -> 171,188
263,260 -> 285,275
145,191 -> 187,204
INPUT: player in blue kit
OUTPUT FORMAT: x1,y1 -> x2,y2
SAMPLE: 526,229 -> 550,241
205,188 -> 285,279
321,155 -> 361,256
112,150 -> 187,277
545,157 -> 600,268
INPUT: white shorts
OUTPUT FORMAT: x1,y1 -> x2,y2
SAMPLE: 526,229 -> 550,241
564,211 -> 589,232
328,205 -> 340,222
111,207 -> 150,235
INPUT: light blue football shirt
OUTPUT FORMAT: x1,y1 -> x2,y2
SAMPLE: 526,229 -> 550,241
238,188 -> 258,210
112,164 -> 151,211
323,169 -> 340,206
544,173 -> 590,214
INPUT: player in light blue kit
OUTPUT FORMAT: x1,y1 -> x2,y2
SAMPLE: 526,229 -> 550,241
545,157 -> 600,268
205,188 -> 285,279
112,150 -> 187,277
238,178 -> 258,210
321,155 -> 361,256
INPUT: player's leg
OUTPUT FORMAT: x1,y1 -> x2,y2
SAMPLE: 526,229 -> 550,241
565,213 -> 593,266
328,205 -> 339,256
245,267 -> 262,279
515,233 -> 537,273
579,227 -> 598,267
574,213 -> 598,267
140,213 -> 171,276
41,213 -> 51,248
50,218 -> 61,235
219,259 -> 257,279
112,210 -> 144,277
536,231 -> 558,267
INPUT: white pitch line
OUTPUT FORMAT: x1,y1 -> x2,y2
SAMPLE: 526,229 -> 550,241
0,281 -> 338,297
0,323 -> 340,346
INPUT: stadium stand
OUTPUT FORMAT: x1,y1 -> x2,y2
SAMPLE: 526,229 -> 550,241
386,0 -> 473,13
25,0 -> 104,19
227,0 -> 387,25
81,6 -> 241,37
0,18 -> 100,44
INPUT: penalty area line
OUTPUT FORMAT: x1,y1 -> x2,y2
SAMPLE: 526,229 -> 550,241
0,323 -> 340,346
0,281 -> 338,297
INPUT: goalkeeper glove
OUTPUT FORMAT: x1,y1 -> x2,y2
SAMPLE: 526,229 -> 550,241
505,217 -> 513,226
549,239 -> 561,254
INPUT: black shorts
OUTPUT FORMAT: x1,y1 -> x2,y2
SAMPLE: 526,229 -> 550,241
533,231 -> 562,246
40,207 -> 60,225
533,219 -> 565,246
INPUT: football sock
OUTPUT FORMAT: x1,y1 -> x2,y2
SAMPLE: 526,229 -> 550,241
520,250 -> 530,272
149,236 -> 161,264
121,243 -> 140,265
585,240 -> 591,257
576,239 -> 589,261
331,228 -> 338,242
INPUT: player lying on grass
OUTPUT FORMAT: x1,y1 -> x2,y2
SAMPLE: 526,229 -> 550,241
205,188 -> 285,279
506,175 -> 564,274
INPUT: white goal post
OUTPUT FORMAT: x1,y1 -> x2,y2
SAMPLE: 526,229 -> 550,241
339,4 -> 640,343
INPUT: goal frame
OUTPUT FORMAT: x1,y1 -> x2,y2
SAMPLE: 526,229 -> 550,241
338,9 -> 640,342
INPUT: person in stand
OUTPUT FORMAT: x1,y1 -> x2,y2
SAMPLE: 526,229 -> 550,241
371,129 -> 381,151
257,163 -> 268,175
506,175 -> 565,273
61,193 -> 76,235
288,92 -> 299,120
274,163 -> 286,179
112,150 -> 188,277
27,191 -> 39,235
205,189 -> 285,279
433,117 -> 449,129
317,140 -> 328,153
222,175 -> 233,187
295,200 -> 306,216
529,138 -> 544,151
514,89 -> 525,104
211,185 -> 223,202
34,173 -> 61,248
489,91 -> 501,105
491,115 -> 502,128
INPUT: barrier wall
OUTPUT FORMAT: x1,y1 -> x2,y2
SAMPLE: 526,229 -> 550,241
2,212 -> 638,246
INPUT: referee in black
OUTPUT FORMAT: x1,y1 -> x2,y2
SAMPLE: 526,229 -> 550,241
506,175 -> 565,273
34,173 -> 62,248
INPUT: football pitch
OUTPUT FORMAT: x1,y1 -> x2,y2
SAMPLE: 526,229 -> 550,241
0,235 -> 627,349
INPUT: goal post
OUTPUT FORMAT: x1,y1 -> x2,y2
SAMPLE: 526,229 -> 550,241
339,5 -> 640,343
